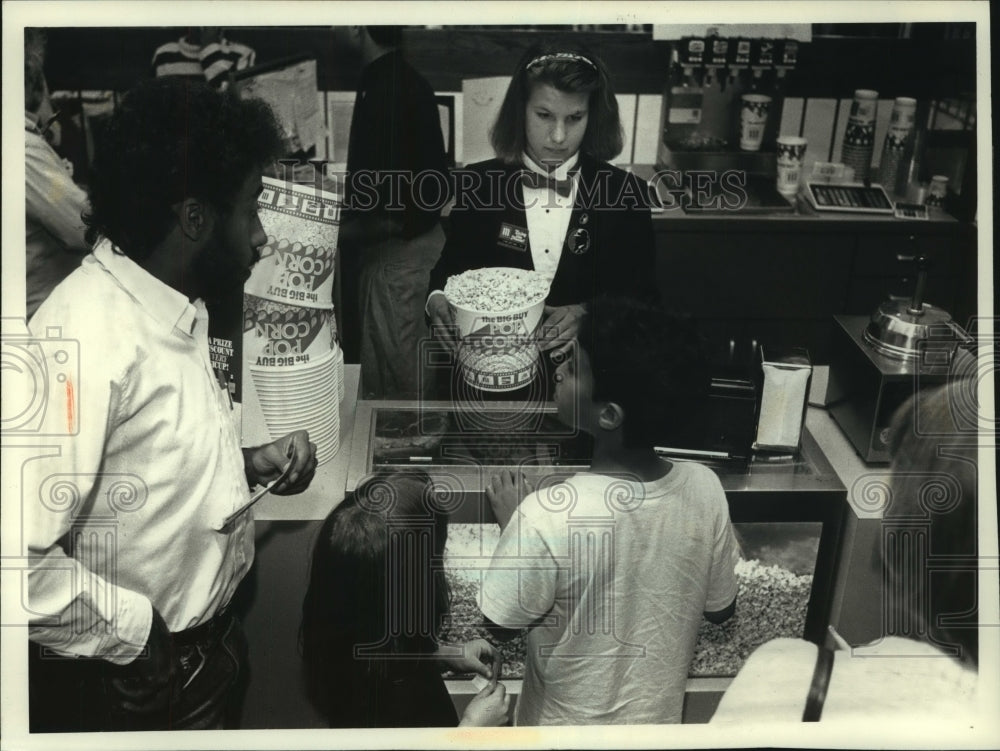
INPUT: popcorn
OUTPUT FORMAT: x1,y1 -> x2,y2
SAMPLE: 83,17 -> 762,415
441,524 -> 814,680
444,267 -> 549,312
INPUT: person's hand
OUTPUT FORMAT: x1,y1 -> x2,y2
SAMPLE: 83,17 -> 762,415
438,639 -> 499,680
486,470 -> 533,532
105,607 -> 179,720
427,293 -> 459,350
459,682 -> 510,727
245,429 -> 317,494
538,304 -> 586,355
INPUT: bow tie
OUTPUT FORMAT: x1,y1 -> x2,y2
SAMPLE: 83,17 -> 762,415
520,169 -> 575,198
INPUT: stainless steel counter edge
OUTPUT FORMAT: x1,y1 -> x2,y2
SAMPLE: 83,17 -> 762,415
254,364 -> 882,522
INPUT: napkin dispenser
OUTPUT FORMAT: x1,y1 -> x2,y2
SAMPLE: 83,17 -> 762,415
753,346 -> 812,453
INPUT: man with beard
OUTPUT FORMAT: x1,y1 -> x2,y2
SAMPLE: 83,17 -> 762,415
24,78 -> 318,732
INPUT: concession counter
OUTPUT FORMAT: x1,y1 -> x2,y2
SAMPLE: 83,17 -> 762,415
346,398 -> 848,650
239,369 -> 851,727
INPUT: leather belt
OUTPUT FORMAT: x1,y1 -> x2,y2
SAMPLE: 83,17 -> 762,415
171,610 -> 231,647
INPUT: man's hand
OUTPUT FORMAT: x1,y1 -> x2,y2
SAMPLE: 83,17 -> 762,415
427,293 -> 459,350
105,607 -> 178,720
244,429 -> 317,494
485,470 -> 533,532
537,304 -> 586,356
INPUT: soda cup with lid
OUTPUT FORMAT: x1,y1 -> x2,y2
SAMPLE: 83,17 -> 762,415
925,175 -> 949,207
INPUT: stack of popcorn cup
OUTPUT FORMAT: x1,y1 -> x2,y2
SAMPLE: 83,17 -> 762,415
841,89 -> 879,182
244,177 -> 341,464
877,97 -> 918,196
334,342 -> 345,404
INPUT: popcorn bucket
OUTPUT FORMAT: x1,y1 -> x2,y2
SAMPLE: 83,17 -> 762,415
245,177 -> 339,309
445,267 -> 548,392
243,294 -> 335,368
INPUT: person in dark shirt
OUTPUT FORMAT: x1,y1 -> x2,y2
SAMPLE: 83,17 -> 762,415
301,472 -> 510,728
339,25 -> 450,399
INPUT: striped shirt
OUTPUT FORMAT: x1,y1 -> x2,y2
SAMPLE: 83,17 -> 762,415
151,36 -> 255,89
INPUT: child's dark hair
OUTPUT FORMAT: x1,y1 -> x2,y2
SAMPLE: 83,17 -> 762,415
299,471 -> 451,725
576,295 -> 710,449
490,39 -> 623,164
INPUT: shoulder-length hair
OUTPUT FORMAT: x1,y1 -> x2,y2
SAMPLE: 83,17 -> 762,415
490,40 -> 623,165
299,471 -> 451,725
884,381 -> 979,666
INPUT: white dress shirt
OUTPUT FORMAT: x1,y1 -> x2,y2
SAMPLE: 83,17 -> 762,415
521,151 -> 579,283
25,239 -> 254,663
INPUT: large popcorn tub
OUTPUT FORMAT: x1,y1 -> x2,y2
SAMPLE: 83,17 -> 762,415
444,267 -> 549,392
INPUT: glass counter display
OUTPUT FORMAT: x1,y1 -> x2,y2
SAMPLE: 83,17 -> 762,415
439,521 -> 819,680
348,400 -> 848,680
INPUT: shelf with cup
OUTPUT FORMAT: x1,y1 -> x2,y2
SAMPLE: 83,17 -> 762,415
637,193 -> 976,364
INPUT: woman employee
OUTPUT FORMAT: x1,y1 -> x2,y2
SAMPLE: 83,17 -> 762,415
426,41 -> 657,357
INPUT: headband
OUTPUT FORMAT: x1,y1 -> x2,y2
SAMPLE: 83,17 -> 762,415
526,52 -> 597,71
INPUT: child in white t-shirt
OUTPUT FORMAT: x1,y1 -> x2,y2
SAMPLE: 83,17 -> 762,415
481,295 -> 740,725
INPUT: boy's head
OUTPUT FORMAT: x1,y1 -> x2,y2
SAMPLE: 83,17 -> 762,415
555,295 -> 709,449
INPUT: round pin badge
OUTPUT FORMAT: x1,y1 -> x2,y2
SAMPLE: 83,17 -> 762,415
568,228 -> 591,255
579,212 -> 589,226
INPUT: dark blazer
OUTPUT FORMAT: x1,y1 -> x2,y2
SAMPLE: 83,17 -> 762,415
429,155 -> 657,306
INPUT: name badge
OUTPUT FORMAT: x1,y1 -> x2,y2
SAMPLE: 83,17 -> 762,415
497,222 -> 529,252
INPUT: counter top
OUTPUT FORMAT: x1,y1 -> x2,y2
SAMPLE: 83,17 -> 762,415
630,164 -> 963,229
805,366 -> 890,521
247,366 -> 889,523
436,165 -> 967,232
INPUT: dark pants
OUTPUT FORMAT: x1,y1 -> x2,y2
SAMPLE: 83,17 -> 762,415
357,225 -> 445,400
29,612 -> 249,732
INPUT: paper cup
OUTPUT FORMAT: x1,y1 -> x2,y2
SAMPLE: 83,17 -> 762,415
444,267 -> 549,392
739,94 -> 772,151
250,351 -> 341,465
245,177 -> 339,309
842,90 -> 880,181
849,89 -> 880,124
878,98 -> 919,195
333,344 -> 345,403
925,175 -> 949,206
888,97 -> 917,131
776,136 -> 808,195
243,294 -> 335,368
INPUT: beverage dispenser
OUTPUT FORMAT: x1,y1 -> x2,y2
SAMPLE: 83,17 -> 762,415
657,35 -> 798,174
